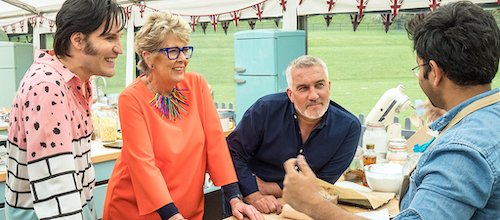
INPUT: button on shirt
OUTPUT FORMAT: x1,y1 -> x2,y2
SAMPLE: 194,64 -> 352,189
397,88 -> 500,220
227,92 -> 361,196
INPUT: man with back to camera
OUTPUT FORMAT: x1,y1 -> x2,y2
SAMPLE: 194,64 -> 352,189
225,55 -> 361,215
5,0 -> 125,219
282,2 -> 500,219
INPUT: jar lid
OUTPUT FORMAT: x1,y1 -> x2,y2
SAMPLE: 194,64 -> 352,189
100,105 -> 114,110
354,147 -> 364,157
389,138 -> 407,143
366,143 -> 375,149
366,121 -> 384,127
388,142 -> 407,150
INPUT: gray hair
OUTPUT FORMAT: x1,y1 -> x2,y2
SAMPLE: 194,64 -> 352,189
134,11 -> 191,74
285,55 -> 329,88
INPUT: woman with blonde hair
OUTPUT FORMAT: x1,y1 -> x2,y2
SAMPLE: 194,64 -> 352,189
102,11 -> 262,220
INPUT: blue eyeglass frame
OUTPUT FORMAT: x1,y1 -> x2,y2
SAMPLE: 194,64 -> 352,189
158,46 -> 194,60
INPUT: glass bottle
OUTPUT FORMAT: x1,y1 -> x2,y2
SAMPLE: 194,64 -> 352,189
98,106 -> 118,142
362,121 -> 388,163
362,144 -> 377,186
343,146 -> 364,181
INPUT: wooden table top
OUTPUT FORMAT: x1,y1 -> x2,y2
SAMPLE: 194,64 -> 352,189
223,176 -> 399,220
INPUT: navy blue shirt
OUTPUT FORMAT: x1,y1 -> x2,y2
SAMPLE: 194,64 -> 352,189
227,92 -> 361,196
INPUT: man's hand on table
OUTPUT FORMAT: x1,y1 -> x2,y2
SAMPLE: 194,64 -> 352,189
230,198 -> 264,220
255,175 -> 282,198
244,191 -> 283,214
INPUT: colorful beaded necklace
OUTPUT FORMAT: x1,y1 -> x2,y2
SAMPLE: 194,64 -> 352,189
146,77 -> 188,120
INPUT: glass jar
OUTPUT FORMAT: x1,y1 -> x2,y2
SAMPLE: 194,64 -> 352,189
387,142 -> 408,165
403,153 -> 423,176
362,121 -> 388,163
362,144 -> 377,186
98,106 -> 118,142
343,146 -> 364,181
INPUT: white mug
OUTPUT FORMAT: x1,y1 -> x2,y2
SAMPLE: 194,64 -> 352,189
220,117 -> 229,131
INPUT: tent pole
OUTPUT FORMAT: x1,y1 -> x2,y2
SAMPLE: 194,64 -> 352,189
32,21 -> 40,56
125,5 -> 135,86
282,0 -> 298,30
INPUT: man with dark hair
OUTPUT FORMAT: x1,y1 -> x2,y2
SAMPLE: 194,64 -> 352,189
5,0 -> 125,219
282,1 -> 500,220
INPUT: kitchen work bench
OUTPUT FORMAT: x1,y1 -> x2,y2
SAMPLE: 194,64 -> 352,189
0,127 -> 235,220
223,176 -> 400,220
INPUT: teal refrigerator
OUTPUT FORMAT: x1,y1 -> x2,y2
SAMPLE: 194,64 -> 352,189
233,30 -> 305,124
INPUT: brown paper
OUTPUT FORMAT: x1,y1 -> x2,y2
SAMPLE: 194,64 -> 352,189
406,113 -> 435,154
317,179 -> 395,209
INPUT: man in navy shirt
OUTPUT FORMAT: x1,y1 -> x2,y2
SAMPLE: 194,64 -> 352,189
226,55 -> 361,214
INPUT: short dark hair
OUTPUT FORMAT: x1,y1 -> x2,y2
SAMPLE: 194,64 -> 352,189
54,0 -> 126,59
406,1 -> 500,85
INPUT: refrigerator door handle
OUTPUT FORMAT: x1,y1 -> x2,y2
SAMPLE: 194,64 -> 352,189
234,67 -> 246,73
234,79 -> 246,84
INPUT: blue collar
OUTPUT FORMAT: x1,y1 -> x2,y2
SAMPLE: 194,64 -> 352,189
431,88 -> 500,132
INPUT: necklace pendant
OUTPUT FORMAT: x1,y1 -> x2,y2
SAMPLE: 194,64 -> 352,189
148,87 -> 188,120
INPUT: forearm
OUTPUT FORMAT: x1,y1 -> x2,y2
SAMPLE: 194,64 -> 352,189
302,198 -> 367,220
256,176 -> 282,197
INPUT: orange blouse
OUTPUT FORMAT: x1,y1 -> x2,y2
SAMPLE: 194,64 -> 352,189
102,72 -> 237,220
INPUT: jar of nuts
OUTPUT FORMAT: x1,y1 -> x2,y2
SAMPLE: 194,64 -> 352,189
98,106 -> 118,142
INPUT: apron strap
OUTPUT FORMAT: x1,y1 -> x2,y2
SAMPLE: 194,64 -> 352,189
398,91 -> 500,209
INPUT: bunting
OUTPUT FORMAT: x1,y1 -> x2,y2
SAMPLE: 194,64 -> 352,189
139,5 -> 146,18
251,2 -> 265,21
274,19 -> 280,27
427,0 -> 441,11
381,13 -> 394,33
209,15 -> 219,31
248,21 -> 256,30
389,0 -> 404,18
49,20 -> 55,32
19,21 -> 24,32
355,0 -> 370,16
10,24 -> 15,34
326,0 -> 337,12
201,23 -> 208,34
299,0 -> 304,5
125,6 -> 132,20
221,21 -> 230,35
191,16 -> 200,32
324,15 -> 333,27
230,11 -> 241,27
280,0 -> 287,11
350,14 -> 364,32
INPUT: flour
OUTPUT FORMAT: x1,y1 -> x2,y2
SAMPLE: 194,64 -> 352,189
365,163 -> 403,193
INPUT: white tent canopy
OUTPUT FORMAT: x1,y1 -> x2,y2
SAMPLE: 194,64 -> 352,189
1,0 -> 498,85
2,0 -> 499,34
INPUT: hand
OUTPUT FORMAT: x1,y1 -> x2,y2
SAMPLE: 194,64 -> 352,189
255,176 -> 283,198
230,198 -> 265,220
167,213 -> 184,220
418,100 -> 447,123
282,155 -> 323,213
244,191 -> 283,214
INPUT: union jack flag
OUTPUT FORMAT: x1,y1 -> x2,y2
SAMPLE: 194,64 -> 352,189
209,15 -> 220,31
191,16 -> 200,32
251,2 -> 265,21
388,0 -> 404,18
355,0 -> 370,17
427,0 -> 441,11
230,11 -> 241,27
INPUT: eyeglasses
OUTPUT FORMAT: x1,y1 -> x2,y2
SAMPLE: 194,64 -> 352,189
158,46 -> 194,60
411,63 -> 429,76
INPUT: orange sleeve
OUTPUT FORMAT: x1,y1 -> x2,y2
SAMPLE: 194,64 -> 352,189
118,92 -> 172,216
195,74 -> 238,186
